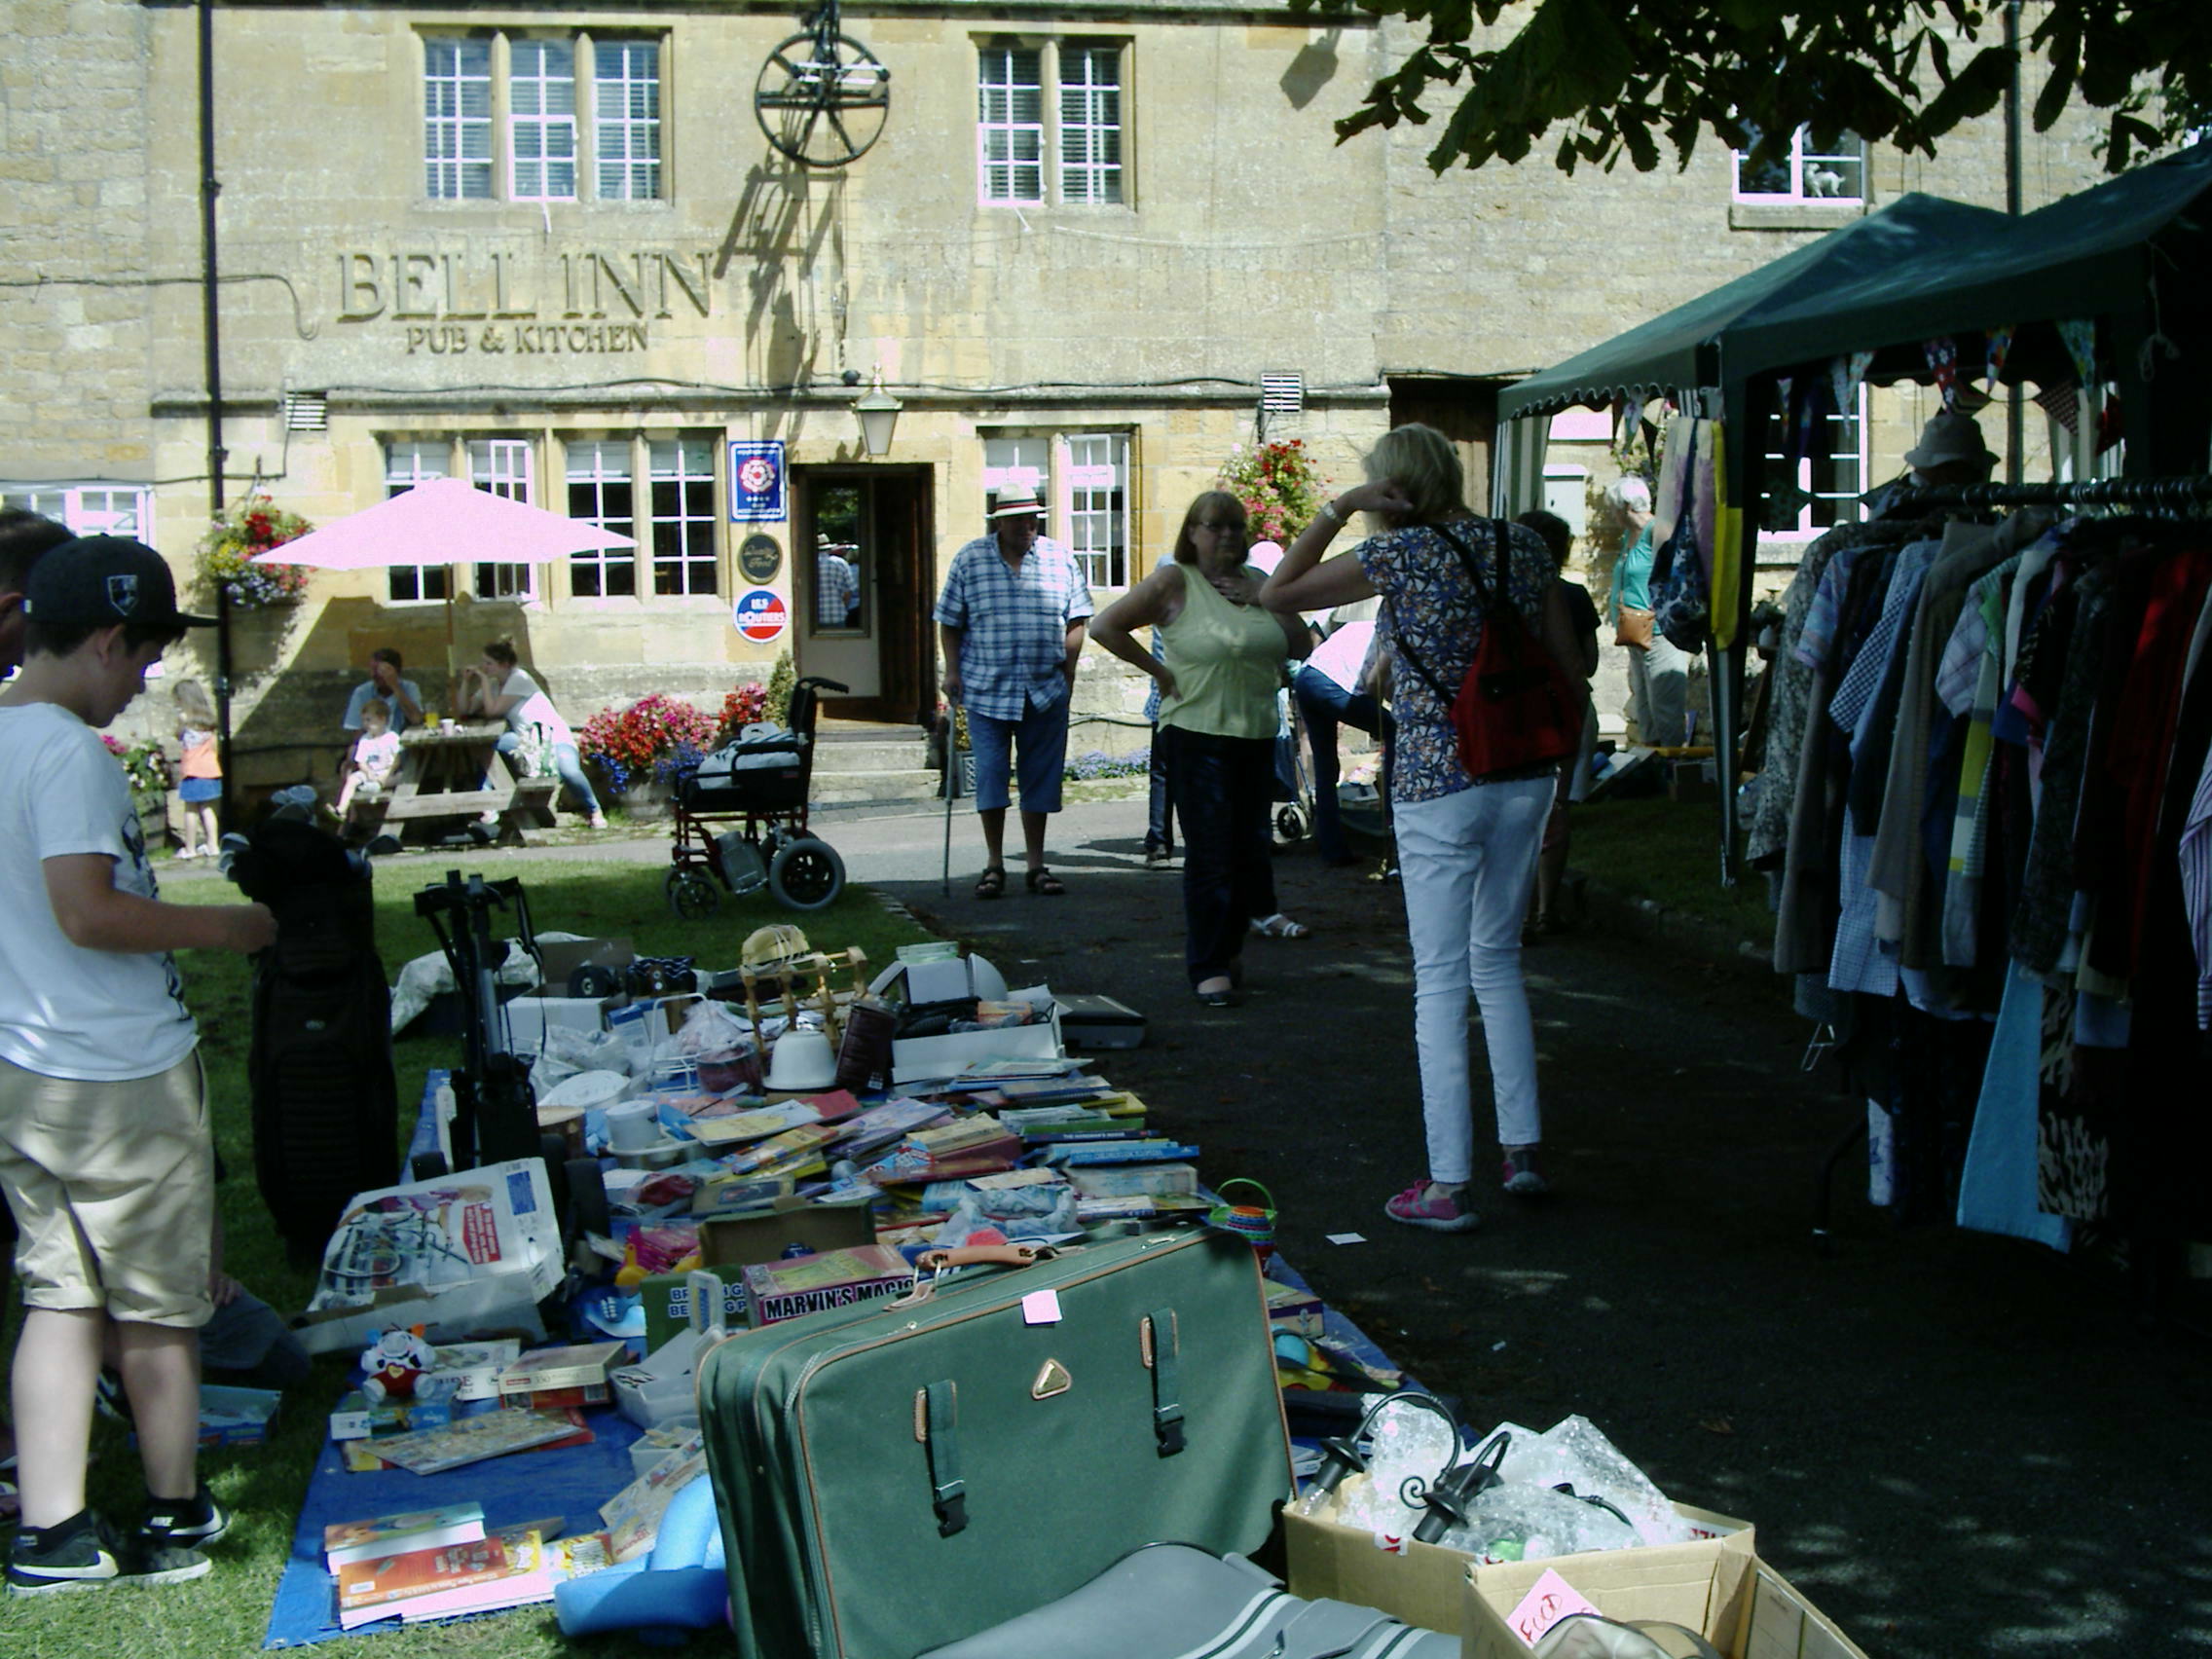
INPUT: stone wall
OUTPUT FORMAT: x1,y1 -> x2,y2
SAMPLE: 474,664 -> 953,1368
8,0 -> 2124,770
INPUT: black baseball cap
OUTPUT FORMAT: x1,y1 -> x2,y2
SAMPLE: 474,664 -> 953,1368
22,535 -> 216,629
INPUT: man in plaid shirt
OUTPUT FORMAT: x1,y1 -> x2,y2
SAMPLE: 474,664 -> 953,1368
936,488 -> 1092,898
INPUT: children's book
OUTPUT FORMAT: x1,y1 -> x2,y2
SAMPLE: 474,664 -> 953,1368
337,1530 -> 531,1627
687,1102 -> 821,1147
601,1429 -> 708,1562
323,1503 -> 486,1570
719,1121 -> 842,1174
395,1530 -> 616,1623
370,1407 -> 587,1476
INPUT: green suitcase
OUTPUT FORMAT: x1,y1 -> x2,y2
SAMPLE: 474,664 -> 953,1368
696,1230 -> 1295,1659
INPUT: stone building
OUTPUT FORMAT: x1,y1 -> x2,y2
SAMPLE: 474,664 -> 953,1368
2,0 -> 2111,793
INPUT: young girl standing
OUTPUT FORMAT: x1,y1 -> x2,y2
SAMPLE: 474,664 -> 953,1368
173,679 -> 222,859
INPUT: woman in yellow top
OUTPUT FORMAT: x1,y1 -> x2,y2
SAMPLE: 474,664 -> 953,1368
1091,492 -> 1312,1006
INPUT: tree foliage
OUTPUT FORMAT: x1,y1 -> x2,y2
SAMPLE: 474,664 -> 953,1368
1291,0 -> 2212,178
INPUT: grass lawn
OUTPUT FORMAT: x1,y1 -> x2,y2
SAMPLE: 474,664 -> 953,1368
1,850 -> 935,1655
1566,794 -> 1777,950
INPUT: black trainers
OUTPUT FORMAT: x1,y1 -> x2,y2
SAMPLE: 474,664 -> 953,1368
6,1510 -> 210,1595
139,1486 -> 231,1549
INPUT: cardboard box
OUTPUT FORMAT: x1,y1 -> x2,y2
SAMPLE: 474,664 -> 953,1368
1461,1531 -> 1870,1659
535,935 -> 634,993
610,1327 -> 706,1429
195,1384 -> 281,1449
504,995 -> 623,1051
890,1008 -> 1063,1085
695,1193 -> 878,1274
1282,1500 -> 1750,1642
1668,759 -> 1718,803
296,1158 -> 561,1355
637,1270 -> 751,1353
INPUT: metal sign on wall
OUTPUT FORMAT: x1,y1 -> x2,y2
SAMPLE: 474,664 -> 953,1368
738,533 -> 783,584
729,440 -> 787,522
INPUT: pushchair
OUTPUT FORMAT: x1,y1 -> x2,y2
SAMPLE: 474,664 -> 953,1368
1270,683 -> 1312,848
666,675 -> 848,916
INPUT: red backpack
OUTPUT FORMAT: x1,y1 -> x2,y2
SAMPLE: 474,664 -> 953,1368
1388,522 -> 1581,781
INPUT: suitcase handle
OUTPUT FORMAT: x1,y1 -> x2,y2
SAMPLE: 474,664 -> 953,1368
915,1243 -> 1052,1272
895,1243 -> 1059,1308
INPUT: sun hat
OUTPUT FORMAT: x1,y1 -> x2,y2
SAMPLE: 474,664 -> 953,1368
24,535 -> 215,629
1904,410 -> 2000,470
741,923 -> 811,974
988,489 -> 1046,520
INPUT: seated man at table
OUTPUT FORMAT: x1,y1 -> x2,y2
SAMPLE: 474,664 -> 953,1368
342,648 -> 423,738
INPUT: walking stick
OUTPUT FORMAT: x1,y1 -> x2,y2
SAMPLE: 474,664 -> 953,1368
940,707 -> 956,898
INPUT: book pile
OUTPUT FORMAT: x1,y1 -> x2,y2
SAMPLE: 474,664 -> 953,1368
1039,1136 -> 1200,1169
860,1115 -> 1021,1185
331,1514 -> 612,1629
496,1341 -> 629,1410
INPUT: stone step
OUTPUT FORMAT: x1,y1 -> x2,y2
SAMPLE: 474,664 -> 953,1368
809,737 -> 933,773
810,767 -> 946,806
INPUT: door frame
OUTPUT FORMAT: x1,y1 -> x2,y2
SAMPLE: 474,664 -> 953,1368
790,463 -> 936,724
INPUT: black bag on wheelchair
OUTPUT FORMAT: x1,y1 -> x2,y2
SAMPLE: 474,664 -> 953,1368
683,728 -> 808,812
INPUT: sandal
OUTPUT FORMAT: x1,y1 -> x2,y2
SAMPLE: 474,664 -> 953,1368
1026,866 -> 1066,897
974,866 -> 1007,900
1249,912 -> 1310,940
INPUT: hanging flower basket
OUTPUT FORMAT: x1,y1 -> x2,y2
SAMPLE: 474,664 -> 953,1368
196,494 -> 313,610
1218,440 -> 1329,546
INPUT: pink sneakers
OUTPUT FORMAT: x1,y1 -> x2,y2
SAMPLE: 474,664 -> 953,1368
1501,1149 -> 1549,1197
1383,1181 -> 1482,1234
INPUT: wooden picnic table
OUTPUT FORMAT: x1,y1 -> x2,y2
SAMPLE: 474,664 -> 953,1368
377,720 -> 562,839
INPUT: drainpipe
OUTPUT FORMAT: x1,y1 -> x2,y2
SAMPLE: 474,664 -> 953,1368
2004,0 -> 2024,485
199,0 -> 233,827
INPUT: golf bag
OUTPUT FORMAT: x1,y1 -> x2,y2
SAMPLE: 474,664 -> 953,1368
226,817 -> 398,1265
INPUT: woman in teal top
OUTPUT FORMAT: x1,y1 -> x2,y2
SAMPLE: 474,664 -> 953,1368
1090,492 -> 1311,1005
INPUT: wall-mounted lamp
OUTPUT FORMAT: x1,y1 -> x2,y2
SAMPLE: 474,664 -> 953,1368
854,365 -> 903,458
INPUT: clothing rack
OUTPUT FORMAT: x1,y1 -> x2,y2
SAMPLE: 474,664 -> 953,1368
1883,474 -> 2212,514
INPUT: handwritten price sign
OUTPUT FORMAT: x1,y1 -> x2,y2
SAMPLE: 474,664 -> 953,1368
1503,1568 -> 1602,1648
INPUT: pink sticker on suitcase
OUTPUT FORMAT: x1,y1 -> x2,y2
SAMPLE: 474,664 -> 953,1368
1020,1289 -> 1062,1325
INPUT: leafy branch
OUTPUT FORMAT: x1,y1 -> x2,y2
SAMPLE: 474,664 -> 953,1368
1292,0 -> 2211,176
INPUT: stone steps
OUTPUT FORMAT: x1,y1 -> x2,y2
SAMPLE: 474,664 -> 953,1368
809,720 -> 940,804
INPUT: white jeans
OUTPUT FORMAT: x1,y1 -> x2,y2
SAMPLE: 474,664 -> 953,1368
1395,775 -> 1552,1183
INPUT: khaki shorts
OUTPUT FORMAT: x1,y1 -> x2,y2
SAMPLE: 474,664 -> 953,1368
0,1050 -> 215,1326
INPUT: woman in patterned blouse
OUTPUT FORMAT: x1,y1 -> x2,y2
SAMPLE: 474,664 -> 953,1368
1261,424 -> 1583,1235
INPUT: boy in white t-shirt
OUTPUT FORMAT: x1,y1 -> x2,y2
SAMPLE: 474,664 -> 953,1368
0,537 -> 276,1596
333,695 -> 401,825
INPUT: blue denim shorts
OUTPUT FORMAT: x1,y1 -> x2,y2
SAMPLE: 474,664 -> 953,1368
968,695 -> 1071,814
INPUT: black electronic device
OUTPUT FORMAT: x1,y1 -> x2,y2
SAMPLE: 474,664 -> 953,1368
569,963 -> 625,1000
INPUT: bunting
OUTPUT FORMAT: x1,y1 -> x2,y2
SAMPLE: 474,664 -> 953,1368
1922,337 -> 1960,408
1983,325 -> 2015,388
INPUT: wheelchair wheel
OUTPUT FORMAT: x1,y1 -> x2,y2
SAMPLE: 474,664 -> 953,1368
1273,802 -> 1311,846
667,866 -> 722,920
768,836 -> 845,911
